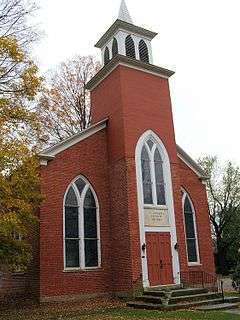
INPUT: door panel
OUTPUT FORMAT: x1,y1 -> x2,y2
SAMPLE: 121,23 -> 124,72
146,232 -> 174,286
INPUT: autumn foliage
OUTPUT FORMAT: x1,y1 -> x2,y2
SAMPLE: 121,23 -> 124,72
0,0 -> 42,271
37,55 -> 100,144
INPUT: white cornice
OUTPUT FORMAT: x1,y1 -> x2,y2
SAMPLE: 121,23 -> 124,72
95,20 -> 157,49
86,55 -> 174,91
176,145 -> 208,180
39,118 -> 108,165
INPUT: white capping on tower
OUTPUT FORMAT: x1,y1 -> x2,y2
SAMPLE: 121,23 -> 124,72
95,1 -> 157,66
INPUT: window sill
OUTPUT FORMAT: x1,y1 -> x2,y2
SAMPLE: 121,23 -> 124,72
188,263 -> 202,267
63,267 -> 101,273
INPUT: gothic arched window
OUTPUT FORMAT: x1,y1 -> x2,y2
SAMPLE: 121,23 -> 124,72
104,47 -> 110,65
112,38 -> 118,58
139,40 -> 149,63
140,139 -> 166,206
141,145 -> 153,204
183,192 -> 199,264
64,177 -> 100,269
125,35 -> 136,59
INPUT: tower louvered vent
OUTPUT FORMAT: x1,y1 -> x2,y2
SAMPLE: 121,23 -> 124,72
125,35 -> 136,59
104,47 -> 110,65
139,40 -> 149,63
112,38 -> 118,58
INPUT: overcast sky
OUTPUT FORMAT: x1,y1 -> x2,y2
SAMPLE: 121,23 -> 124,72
33,0 -> 240,164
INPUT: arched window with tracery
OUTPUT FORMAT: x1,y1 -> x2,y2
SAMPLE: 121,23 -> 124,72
182,191 -> 199,264
139,39 -> 149,63
112,38 -> 118,58
104,47 -> 110,65
140,138 -> 166,206
125,35 -> 136,59
64,176 -> 100,269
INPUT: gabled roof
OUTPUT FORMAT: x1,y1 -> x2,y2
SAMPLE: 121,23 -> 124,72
39,118 -> 108,163
176,145 -> 208,180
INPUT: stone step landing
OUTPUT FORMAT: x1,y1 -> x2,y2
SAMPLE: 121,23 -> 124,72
127,286 -> 240,311
196,302 -> 239,311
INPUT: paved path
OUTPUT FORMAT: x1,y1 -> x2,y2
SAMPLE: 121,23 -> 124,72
219,276 -> 240,314
225,309 -> 240,315
219,276 -> 234,292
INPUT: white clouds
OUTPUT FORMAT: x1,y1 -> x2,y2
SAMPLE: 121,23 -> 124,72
34,0 -> 240,163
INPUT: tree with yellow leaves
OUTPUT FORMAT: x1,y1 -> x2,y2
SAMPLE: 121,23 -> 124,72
0,0 -> 43,271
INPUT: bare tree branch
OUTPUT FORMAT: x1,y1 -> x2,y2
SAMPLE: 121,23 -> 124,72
36,55 -> 100,145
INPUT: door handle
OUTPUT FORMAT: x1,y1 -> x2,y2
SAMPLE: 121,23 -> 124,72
142,243 -> 146,251
160,259 -> 163,269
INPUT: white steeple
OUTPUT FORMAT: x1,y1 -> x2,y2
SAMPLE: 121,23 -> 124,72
95,0 -> 157,66
118,0 -> 133,24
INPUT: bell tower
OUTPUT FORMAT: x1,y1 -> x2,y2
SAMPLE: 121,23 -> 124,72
95,0 -> 156,65
86,1 -> 185,294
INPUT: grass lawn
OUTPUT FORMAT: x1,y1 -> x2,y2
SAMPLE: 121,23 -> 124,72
0,298 -> 240,320
80,308 -> 240,320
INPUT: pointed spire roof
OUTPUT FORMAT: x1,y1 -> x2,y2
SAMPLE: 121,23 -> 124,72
95,0 -> 157,49
118,0 -> 133,24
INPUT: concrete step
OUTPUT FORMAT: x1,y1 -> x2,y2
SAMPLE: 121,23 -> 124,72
143,288 -> 209,298
136,292 -> 220,305
135,295 -> 163,304
196,303 -> 239,311
127,301 -> 164,310
169,292 -> 221,304
143,290 -> 165,297
128,297 -> 235,311
224,296 -> 240,303
165,298 -> 228,311
171,288 -> 209,297
146,284 -> 181,291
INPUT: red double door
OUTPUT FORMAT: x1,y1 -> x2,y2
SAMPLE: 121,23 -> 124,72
146,232 -> 174,286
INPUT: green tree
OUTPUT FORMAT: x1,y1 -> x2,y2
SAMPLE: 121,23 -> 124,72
199,156 -> 240,274
0,0 -> 42,271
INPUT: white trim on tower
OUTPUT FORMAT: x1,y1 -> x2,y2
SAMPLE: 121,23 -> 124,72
135,130 -> 180,287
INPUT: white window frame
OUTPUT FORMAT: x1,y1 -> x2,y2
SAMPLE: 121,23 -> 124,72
135,130 -> 180,287
63,175 -> 101,271
182,190 -> 200,266
141,140 -> 167,210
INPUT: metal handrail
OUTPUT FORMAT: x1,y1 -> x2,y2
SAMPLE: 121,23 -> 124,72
180,270 -> 221,292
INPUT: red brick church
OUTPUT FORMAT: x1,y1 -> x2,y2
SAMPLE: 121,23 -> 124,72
37,1 -> 215,302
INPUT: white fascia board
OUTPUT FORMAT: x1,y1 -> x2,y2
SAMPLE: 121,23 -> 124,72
39,119 -> 108,161
118,62 -> 170,79
177,146 -> 209,180
177,153 -> 203,178
86,55 -> 174,91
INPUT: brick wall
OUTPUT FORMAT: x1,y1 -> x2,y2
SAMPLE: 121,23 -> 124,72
91,65 -> 189,289
0,273 -> 28,302
38,63 -> 215,301
91,64 -> 215,288
178,158 -> 215,274
39,130 -> 112,301
0,217 -> 39,303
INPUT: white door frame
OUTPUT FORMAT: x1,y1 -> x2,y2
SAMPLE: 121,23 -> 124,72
135,130 -> 180,287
